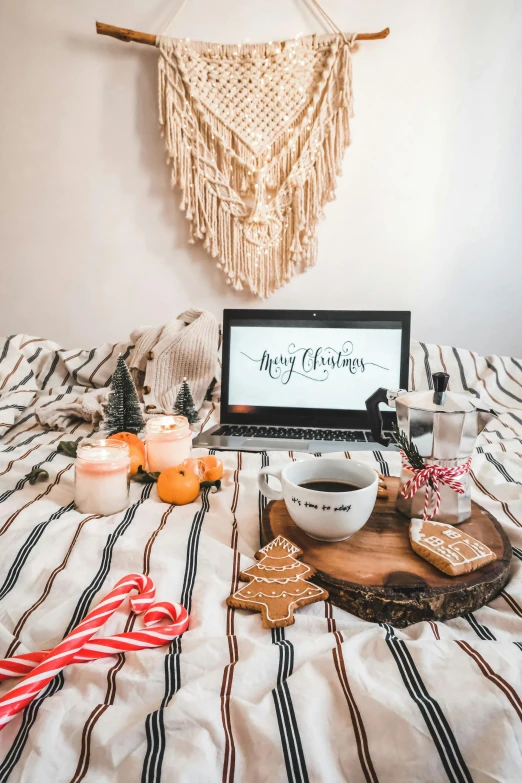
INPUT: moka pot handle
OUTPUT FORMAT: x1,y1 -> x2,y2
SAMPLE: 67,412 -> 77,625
365,388 -> 406,446
365,388 -> 391,446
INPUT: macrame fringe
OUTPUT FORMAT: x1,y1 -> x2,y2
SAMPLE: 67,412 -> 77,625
157,33 -> 356,297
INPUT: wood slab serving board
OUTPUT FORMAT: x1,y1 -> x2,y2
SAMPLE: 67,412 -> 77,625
261,477 -> 512,627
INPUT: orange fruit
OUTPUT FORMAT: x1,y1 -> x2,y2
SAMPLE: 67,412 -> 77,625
199,455 -> 223,482
181,457 -> 205,481
181,456 -> 223,482
128,444 -> 146,477
108,432 -> 145,459
157,466 -> 200,505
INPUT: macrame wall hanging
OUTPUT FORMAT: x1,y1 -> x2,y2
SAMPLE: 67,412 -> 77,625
97,3 -> 389,297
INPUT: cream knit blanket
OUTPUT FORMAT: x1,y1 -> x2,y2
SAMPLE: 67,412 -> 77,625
31,309 -> 219,430
35,387 -> 109,430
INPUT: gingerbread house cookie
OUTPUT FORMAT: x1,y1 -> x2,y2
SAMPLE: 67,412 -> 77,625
409,518 -> 496,576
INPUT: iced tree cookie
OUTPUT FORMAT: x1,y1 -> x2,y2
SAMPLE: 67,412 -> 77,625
227,535 -> 328,628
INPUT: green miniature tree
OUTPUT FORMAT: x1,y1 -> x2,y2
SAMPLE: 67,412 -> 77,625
174,377 -> 199,424
104,355 -> 145,435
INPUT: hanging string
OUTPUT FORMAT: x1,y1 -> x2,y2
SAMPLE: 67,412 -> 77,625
307,0 -> 350,45
161,0 -> 354,44
162,0 -> 190,34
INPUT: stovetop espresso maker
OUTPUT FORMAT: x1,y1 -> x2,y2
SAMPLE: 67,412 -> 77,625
366,372 -> 496,524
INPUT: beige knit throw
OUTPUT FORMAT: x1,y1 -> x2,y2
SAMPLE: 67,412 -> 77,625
156,32 -> 357,297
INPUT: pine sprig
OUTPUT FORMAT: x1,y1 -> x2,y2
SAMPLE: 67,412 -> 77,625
392,424 -> 425,470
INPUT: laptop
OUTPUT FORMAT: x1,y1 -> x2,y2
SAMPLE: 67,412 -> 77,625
193,309 -> 411,453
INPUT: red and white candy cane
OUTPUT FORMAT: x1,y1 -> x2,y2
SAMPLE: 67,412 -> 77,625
400,452 -> 472,521
0,575 -> 188,730
0,602 -> 188,682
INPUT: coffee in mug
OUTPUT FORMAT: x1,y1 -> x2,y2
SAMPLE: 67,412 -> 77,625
298,480 -> 360,493
258,458 -> 378,542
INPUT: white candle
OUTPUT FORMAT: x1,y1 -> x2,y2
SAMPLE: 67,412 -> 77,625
75,440 -> 130,516
146,415 -> 192,472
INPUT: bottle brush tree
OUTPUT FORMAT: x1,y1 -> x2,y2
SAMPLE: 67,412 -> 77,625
174,377 -> 199,424
104,355 -> 145,435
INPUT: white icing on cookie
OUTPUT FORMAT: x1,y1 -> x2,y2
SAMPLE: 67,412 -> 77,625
256,562 -> 302,572
259,536 -> 301,557
245,561 -> 311,581
234,583 -> 325,621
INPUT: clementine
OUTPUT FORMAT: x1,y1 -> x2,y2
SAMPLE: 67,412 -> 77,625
157,466 -> 200,505
181,457 -> 205,480
108,432 -> 145,459
199,455 -> 223,482
128,444 -> 146,477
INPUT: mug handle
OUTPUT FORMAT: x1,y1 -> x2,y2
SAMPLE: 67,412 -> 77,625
258,466 -> 284,501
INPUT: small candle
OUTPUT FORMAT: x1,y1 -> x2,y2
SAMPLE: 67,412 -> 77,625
75,440 -> 130,516
146,415 -> 192,472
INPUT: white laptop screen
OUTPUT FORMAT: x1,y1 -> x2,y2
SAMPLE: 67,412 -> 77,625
228,320 -> 403,412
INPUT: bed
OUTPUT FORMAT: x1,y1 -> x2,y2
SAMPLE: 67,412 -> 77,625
0,334 -> 521,782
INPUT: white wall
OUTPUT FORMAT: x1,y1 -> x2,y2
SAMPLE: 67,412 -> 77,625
1,0 -> 521,356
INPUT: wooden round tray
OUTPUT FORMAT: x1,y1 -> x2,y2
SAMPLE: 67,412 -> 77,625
261,477 -> 512,627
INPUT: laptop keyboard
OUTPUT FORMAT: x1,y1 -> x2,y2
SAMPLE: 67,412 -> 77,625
214,425 -> 397,443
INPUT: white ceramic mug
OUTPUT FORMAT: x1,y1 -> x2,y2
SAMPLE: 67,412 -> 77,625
258,458 -> 378,542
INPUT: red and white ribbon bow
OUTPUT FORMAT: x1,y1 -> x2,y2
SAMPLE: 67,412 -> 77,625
0,574 -> 189,730
400,452 -> 472,521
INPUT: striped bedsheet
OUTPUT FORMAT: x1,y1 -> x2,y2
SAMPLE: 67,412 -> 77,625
0,334 -> 521,783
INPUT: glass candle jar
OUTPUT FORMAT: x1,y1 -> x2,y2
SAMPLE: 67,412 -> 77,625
146,415 -> 192,472
75,440 -> 130,516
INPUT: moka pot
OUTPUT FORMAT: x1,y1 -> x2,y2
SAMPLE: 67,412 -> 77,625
365,373 -> 496,524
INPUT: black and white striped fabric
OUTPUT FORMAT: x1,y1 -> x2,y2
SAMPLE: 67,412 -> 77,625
0,336 -> 521,782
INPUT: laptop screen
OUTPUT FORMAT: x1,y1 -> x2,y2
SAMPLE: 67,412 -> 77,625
221,311 -> 410,428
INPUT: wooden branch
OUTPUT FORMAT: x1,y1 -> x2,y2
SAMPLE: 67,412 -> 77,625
96,22 -> 156,46
95,21 -> 390,46
352,28 -> 390,41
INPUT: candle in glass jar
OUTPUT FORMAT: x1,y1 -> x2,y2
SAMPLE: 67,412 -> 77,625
75,440 -> 130,516
146,415 -> 192,472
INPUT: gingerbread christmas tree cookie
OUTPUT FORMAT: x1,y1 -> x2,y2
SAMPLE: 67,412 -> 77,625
227,536 -> 328,628
409,518 -> 496,576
